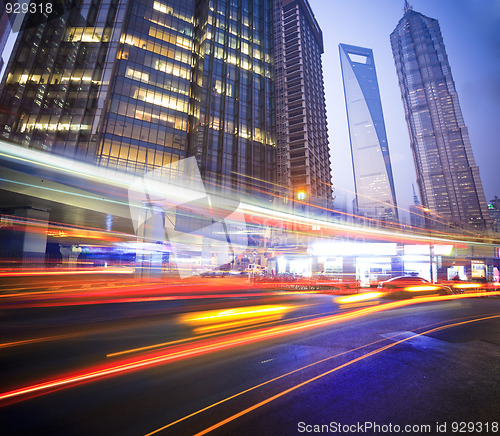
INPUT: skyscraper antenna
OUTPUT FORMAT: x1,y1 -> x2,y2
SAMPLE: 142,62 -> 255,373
404,0 -> 413,13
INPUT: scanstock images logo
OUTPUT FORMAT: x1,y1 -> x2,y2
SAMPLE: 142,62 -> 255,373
128,157 -> 248,278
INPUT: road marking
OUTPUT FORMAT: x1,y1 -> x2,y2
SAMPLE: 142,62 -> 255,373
189,314 -> 500,436
380,331 -> 454,352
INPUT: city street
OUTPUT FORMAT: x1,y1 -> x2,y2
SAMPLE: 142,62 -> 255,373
1,1 -> 499,435
0,277 -> 498,435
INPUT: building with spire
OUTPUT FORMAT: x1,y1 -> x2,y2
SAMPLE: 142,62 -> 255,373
339,43 -> 398,223
391,2 -> 491,231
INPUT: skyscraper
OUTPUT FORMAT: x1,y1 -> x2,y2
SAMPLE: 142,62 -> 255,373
339,43 -> 398,222
391,3 -> 491,231
0,0 -> 276,196
273,0 -> 332,209
189,0 -> 276,195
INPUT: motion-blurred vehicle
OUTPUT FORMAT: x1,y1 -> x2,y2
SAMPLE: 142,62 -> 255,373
377,276 -> 452,299
440,280 -> 500,295
245,264 -> 265,274
199,268 -> 230,278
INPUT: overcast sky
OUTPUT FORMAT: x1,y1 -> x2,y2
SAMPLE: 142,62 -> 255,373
308,0 -> 500,219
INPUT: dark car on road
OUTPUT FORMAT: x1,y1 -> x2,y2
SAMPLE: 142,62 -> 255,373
378,276 -> 452,299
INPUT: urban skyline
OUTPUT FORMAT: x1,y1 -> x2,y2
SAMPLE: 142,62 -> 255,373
309,0 -> 500,219
0,1 -> 498,226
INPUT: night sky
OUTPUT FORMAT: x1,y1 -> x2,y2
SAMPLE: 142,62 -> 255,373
309,0 -> 500,220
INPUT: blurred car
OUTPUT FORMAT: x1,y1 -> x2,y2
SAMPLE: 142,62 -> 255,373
377,276 -> 452,299
199,269 -> 229,278
245,264 -> 265,275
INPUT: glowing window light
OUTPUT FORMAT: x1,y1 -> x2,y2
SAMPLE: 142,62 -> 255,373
19,123 -> 91,133
133,88 -> 188,112
126,67 -> 149,83
153,1 -> 172,14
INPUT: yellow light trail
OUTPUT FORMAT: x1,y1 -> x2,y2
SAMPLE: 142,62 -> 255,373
0,292 -> 498,404
108,309 -> 333,358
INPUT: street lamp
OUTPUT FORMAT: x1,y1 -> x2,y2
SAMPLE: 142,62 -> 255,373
421,207 -> 435,283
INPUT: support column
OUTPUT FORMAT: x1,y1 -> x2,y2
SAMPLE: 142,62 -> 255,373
135,205 -> 165,280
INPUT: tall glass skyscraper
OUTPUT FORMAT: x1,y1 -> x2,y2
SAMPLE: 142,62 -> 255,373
339,43 -> 398,222
190,0 -> 276,195
273,0 -> 332,208
0,0 -> 276,196
391,3 -> 491,230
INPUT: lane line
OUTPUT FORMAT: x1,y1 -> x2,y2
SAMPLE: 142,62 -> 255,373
190,314 -> 500,436
0,295 -> 496,405
144,311 -> 500,435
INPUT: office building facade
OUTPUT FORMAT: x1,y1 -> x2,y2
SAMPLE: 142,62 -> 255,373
391,4 -> 491,230
273,0 -> 332,208
339,43 -> 398,222
0,0 -> 276,196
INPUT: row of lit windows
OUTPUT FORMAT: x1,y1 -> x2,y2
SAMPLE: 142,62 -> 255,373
8,70 -> 101,86
153,1 -> 193,24
125,67 -> 190,97
19,121 -> 91,133
148,25 -> 192,50
64,27 -> 109,43
99,138 -> 181,167
120,33 -> 192,66
110,97 -> 188,131
132,86 -> 189,112
146,14 -> 193,39
118,50 -> 191,80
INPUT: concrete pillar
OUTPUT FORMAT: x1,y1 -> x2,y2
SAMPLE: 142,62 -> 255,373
135,205 -> 165,280
60,245 -> 82,269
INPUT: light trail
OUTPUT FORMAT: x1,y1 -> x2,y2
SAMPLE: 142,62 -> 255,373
143,336 -> 395,436
144,310 -> 500,435
0,335 -> 73,350
107,309 -> 335,358
0,269 -> 134,277
0,292 -> 498,405
192,313 -> 500,436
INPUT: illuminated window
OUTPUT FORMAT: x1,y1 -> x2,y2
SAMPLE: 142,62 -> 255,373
153,1 -> 173,15
125,68 -> 149,84
65,27 -> 104,42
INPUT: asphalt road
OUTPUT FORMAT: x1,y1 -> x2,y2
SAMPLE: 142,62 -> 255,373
0,283 -> 499,436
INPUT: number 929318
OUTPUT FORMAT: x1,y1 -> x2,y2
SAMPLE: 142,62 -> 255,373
5,2 -> 53,14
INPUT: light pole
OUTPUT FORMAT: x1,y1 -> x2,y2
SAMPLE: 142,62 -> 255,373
422,207 -> 435,283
